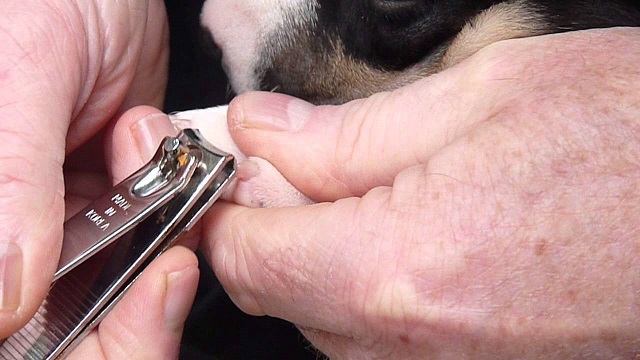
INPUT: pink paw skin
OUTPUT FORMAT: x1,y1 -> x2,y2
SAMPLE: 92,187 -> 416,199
169,106 -> 313,208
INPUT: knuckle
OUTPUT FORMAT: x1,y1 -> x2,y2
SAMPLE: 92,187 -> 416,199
213,213 -> 257,291
209,216 -> 266,315
340,194 -> 425,339
468,40 -> 533,84
333,93 -> 394,193
359,271 -> 424,330
468,32 -> 606,92
210,209 -> 320,314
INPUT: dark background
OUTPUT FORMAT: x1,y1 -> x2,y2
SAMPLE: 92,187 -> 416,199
163,0 -> 318,358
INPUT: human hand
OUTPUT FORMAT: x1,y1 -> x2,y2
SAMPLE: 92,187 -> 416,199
202,27 -> 640,358
0,0 -> 168,338
63,245 -> 198,359
2,105 -> 199,357
62,106 -> 197,359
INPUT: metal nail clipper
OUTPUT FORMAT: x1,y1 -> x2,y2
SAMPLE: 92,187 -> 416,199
0,129 -> 236,360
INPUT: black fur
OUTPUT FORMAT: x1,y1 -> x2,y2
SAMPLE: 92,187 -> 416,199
257,0 -> 640,104
329,0 -> 640,70
319,0 -> 499,70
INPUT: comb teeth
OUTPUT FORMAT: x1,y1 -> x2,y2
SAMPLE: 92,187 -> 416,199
0,274 -> 99,360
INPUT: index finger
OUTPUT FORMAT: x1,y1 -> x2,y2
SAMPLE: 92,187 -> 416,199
200,192 -> 391,337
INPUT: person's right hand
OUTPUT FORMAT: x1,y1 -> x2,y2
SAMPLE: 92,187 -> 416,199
0,0 -> 169,338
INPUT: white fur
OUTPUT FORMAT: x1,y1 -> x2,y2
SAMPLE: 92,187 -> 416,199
201,0 -> 318,92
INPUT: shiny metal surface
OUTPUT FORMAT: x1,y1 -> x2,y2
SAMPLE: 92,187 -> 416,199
0,129 -> 236,360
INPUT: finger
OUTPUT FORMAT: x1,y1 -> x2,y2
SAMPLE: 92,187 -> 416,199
68,246 -> 199,359
201,190 -> 398,336
226,28 -> 624,201
106,106 -> 207,250
225,64 -> 498,201
169,107 -> 314,208
63,107 -> 171,224
104,106 -> 178,183
202,132 -> 491,337
119,0 -> 170,110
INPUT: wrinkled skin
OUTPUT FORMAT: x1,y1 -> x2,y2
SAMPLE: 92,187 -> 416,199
3,3 -> 640,358
0,0 -> 199,357
195,28 -> 640,359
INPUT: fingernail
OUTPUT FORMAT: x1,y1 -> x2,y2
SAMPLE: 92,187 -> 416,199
229,92 -> 314,132
0,242 -> 22,311
164,266 -> 199,330
131,113 -> 178,159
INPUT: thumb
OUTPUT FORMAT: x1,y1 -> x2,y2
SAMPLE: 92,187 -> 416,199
227,66 -> 499,201
68,246 -> 199,359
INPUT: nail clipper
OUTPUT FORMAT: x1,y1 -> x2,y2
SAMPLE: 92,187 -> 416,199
0,128 -> 236,359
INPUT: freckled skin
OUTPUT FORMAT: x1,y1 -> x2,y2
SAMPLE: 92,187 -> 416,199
534,239 -> 546,256
193,29 -> 640,359
188,1 -> 640,358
